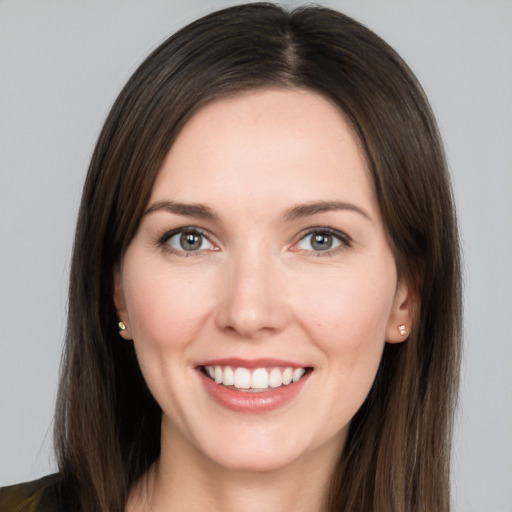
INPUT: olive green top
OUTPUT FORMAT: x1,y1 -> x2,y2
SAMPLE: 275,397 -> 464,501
0,474 -> 72,512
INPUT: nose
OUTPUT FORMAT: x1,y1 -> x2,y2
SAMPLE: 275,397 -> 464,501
214,245 -> 290,339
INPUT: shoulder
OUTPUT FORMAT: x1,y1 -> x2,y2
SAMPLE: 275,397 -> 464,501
0,474 -> 73,512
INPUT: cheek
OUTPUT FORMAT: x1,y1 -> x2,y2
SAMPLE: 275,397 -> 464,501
123,261 -> 216,349
303,272 -> 393,325
121,261 -> 217,423
292,261 -> 397,362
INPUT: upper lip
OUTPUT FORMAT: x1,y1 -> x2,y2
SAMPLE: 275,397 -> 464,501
196,358 -> 309,369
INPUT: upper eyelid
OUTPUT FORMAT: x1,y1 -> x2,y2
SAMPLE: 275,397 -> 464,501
160,226 -> 211,239
287,227 -> 352,257
295,226 -> 351,243
159,226 -> 217,247
157,227 -> 219,258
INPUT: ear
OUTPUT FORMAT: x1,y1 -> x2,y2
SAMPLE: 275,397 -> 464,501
113,265 -> 132,340
385,278 -> 416,343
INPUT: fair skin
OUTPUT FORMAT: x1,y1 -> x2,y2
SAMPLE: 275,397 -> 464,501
115,88 -> 413,512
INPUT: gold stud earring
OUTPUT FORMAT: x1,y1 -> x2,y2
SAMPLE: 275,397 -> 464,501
118,321 -> 126,331
398,324 -> 407,336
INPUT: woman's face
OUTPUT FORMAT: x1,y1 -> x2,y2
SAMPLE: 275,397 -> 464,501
114,89 -> 412,473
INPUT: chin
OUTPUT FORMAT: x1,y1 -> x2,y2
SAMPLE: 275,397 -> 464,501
207,445 -> 303,474
194,421 -> 345,475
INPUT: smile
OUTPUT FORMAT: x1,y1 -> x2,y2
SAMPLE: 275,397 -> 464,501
202,365 -> 307,392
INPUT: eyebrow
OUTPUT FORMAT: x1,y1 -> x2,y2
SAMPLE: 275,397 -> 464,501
144,199 -> 372,223
144,201 -> 218,220
284,201 -> 373,223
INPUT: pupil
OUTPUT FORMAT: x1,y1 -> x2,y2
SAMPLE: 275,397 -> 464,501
312,233 -> 332,251
180,232 -> 201,251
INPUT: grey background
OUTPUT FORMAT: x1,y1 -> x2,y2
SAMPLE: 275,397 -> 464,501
1,1 -> 511,510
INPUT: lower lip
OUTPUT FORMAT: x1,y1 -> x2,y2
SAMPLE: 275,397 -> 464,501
198,370 -> 310,413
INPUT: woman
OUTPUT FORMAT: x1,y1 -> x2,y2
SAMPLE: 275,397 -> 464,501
0,3 -> 461,511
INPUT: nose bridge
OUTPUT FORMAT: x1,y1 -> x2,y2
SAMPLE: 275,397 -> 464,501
215,237 -> 286,337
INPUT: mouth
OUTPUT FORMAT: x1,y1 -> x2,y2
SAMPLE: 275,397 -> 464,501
199,364 -> 312,392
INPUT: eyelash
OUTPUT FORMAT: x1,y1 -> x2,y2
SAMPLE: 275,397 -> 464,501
158,227 -> 216,257
157,226 -> 351,257
292,227 -> 351,256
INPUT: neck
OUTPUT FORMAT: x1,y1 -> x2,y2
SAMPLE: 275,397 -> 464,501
127,420 -> 343,512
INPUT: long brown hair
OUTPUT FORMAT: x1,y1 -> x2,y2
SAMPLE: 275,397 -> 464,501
54,3 -> 462,511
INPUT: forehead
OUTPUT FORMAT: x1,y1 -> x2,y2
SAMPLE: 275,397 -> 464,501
150,88 -> 376,217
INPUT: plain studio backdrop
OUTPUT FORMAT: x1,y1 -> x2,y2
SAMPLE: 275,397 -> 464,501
0,1 -> 511,511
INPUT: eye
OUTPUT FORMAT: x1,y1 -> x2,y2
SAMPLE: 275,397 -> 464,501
164,228 -> 215,254
295,229 -> 349,254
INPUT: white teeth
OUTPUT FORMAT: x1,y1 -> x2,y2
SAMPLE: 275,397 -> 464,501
269,368 -> 283,388
282,367 -> 293,385
204,365 -> 308,390
251,368 -> 269,389
233,367 -> 251,389
292,368 -> 305,382
223,366 -> 234,386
